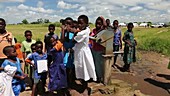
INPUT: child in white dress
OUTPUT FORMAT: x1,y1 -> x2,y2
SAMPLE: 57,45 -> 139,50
73,15 -> 96,95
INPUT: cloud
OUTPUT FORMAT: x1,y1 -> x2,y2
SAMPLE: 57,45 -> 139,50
129,6 -> 143,11
78,6 -> 86,11
0,0 -> 25,2
17,4 -> 55,14
1,0 -> 170,24
17,4 -> 29,9
145,1 -> 170,10
57,1 -> 79,9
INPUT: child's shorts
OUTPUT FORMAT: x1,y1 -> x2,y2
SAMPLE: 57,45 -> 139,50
34,78 -> 40,84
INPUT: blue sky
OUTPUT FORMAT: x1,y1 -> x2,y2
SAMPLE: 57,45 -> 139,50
0,0 -> 170,24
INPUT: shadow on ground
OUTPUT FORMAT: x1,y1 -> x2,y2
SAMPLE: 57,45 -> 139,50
144,78 -> 170,94
157,74 -> 170,80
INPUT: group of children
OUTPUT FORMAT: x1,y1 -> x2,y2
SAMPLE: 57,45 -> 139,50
0,15 -> 137,96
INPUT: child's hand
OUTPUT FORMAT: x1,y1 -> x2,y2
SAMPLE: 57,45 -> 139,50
20,76 -> 26,80
66,25 -> 72,32
30,63 -> 35,67
23,73 -> 28,77
61,25 -> 66,30
134,39 -> 137,46
71,28 -> 77,33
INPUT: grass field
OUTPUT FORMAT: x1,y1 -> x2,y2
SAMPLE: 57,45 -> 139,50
6,24 -> 170,56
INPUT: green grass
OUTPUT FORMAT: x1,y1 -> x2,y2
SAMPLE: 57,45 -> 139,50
6,24 -> 61,42
6,24 -> 170,56
131,27 -> 170,56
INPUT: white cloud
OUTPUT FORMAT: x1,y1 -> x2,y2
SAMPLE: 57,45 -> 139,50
17,4 -> 29,9
57,1 -> 79,9
168,10 -> 170,13
146,2 -> 170,10
30,7 -> 54,14
0,0 -> 25,2
17,4 -> 55,14
1,0 -> 170,24
129,6 -> 143,11
78,6 -> 86,11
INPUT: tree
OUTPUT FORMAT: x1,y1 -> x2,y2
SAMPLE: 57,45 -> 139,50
44,19 -> 50,23
37,18 -> 43,24
22,19 -> 29,24
147,21 -> 152,27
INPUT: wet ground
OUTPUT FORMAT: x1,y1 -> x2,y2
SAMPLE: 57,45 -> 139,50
20,51 -> 170,96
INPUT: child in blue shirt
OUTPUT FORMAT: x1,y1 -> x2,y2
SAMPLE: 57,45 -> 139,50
26,41 -> 47,96
1,46 -> 27,96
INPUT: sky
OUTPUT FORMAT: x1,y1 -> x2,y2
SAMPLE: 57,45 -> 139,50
0,0 -> 170,24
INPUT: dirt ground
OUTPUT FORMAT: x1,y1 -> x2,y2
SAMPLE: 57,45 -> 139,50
20,50 -> 170,96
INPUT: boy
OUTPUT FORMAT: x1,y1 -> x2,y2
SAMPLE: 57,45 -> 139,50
26,41 -> 47,96
0,18 -> 13,65
112,20 -> 122,68
1,46 -> 27,96
44,24 -> 58,66
21,30 -> 36,72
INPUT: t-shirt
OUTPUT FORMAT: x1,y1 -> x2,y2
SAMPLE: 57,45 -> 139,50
27,52 -> 47,79
0,32 -> 13,59
1,58 -> 22,84
113,28 -> 121,45
14,43 -> 23,59
44,33 -> 58,54
21,39 -> 36,54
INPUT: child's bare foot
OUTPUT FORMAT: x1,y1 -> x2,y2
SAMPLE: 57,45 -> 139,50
112,64 -> 117,69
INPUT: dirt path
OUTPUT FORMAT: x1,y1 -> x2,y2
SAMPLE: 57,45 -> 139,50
20,51 -> 170,96
112,51 -> 170,96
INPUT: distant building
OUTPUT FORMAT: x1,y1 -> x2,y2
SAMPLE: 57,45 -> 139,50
139,23 -> 147,27
119,23 -> 126,27
133,23 -> 139,27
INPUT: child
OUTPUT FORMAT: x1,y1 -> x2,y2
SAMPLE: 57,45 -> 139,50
112,20 -> 122,68
0,18 -> 13,65
90,16 -> 106,83
14,38 -> 23,60
60,17 -> 75,88
48,36 -> 67,95
25,41 -> 47,96
123,23 -> 137,72
21,30 -> 36,75
44,24 -> 58,66
0,65 -> 17,96
25,43 -> 36,89
73,15 -> 96,94
1,46 -> 27,96
106,19 -> 113,30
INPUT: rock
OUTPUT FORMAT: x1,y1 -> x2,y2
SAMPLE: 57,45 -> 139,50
134,90 -> 149,96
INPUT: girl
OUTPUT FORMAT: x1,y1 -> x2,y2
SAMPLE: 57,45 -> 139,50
0,65 -> 17,96
123,23 -> 137,72
73,15 -> 96,94
48,36 -> 67,95
112,20 -> 122,68
60,17 -> 75,88
25,41 -> 47,96
1,46 -> 27,96
90,16 -> 106,83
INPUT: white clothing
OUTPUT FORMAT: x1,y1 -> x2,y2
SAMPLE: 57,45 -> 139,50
0,65 -> 17,96
73,27 -> 97,81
